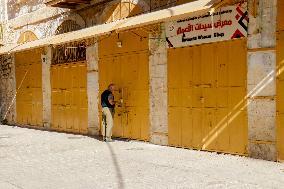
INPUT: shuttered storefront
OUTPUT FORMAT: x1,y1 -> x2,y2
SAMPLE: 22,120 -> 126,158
99,31 -> 149,141
15,49 -> 43,127
168,39 -> 248,155
51,42 -> 88,134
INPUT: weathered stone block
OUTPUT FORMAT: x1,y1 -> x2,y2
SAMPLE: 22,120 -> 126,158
248,98 -> 276,117
150,115 -> 168,133
150,77 -> 167,91
248,142 -> 277,161
150,51 -> 167,65
150,64 -> 167,78
150,98 -> 167,114
248,99 -> 276,142
150,134 -> 168,146
247,51 -> 276,97
86,43 -> 99,71
88,126 -> 100,136
248,0 -> 276,49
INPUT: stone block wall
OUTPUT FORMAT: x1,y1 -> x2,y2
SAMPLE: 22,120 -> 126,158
86,41 -> 100,135
149,24 -> 168,145
0,54 -> 16,124
247,0 -> 277,161
42,47 -> 52,129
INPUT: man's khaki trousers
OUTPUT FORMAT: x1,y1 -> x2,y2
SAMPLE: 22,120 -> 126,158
102,107 -> 114,139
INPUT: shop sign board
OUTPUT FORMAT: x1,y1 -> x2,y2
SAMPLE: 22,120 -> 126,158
165,3 -> 248,48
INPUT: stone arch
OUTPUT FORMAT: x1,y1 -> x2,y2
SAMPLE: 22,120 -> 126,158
101,0 -> 150,24
54,13 -> 86,35
55,20 -> 82,35
17,31 -> 38,44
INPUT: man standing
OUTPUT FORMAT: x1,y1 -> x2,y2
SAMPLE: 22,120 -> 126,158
101,84 -> 115,142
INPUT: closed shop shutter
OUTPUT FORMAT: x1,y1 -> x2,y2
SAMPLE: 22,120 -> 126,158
51,62 -> 88,134
15,49 -> 43,127
168,39 -> 248,155
98,31 -> 149,141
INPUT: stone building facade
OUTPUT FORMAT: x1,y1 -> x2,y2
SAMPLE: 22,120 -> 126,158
0,0 -> 283,162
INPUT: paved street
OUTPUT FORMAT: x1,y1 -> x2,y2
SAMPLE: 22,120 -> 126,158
0,125 -> 284,189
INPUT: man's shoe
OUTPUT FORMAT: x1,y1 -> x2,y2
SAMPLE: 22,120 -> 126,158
106,138 -> 113,142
